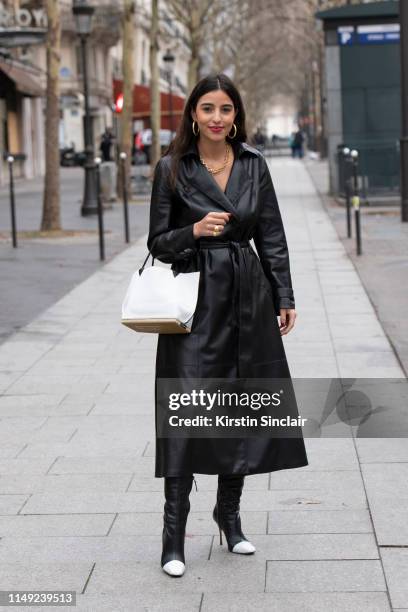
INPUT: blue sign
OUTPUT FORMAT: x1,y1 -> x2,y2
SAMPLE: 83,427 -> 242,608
357,31 -> 400,45
338,27 -> 354,46
338,24 -> 400,46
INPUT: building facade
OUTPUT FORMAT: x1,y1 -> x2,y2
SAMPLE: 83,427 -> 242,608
0,0 -> 190,186
0,0 -> 47,183
110,0 -> 190,135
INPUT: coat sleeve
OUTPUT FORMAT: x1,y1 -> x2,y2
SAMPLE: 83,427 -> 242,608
147,157 -> 197,264
253,155 -> 295,312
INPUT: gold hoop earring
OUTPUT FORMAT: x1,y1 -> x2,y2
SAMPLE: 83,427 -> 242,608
228,123 -> 237,139
192,120 -> 200,136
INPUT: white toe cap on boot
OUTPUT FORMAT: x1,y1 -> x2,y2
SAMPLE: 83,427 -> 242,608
162,560 -> 186,576
232,540 -> 256,554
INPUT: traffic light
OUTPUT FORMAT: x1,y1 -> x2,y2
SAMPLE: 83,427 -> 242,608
114,93 -> 124,113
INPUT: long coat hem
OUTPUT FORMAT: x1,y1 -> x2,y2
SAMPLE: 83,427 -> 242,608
154,458 -> 309,478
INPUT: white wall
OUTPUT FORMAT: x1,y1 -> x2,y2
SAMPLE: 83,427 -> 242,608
266,100 -> 298,138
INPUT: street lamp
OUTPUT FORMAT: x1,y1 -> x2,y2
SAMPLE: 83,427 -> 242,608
72,0 -> 98,216
163,49 -> 175,137
400,0 -> 408,222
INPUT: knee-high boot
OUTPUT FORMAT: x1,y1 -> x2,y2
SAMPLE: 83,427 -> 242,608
161,474 -> 194,576
213,474 -> 256,554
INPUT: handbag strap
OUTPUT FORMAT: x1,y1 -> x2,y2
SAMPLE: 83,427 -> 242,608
138,251 -> 155,275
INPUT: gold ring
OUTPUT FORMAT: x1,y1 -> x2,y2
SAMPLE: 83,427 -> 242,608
213,230 -> 217,236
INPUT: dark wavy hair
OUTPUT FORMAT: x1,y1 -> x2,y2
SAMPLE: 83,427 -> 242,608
162,73 -> 248,191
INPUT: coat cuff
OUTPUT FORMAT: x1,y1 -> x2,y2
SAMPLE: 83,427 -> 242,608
274,288 -> 295,311
173,224 -> 197,260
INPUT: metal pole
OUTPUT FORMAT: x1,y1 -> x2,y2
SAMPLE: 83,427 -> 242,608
80,34 -> 98,215
345,177 -> 352,238
7,155 -> 17,248
120,152 -> 130,243
318,39 -> 327,159
354,201 -> 362,255
400,0 -> 408,222
168,71 -> 174,136
343,147 -> 352,237
95,157 -> 105,261
351,150 -> 362,255
312,63 -> 317,152
111,104 -> 119,165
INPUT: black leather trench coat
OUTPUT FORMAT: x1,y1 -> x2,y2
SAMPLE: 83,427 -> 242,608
147,139 -> 308,477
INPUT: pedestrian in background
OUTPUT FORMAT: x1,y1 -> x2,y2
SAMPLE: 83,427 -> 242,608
100,127 -> 114,162
292,128 -> 305,158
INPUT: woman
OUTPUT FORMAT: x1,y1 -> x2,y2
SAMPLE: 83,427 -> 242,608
147,73 -> 308,577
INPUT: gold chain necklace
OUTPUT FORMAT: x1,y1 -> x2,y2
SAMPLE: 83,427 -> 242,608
199,143 -> 230,175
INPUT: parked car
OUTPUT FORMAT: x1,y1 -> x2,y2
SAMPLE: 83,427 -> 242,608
60,145 -> 86,167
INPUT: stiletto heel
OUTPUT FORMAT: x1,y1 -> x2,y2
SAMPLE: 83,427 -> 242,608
212,474 -> 256,555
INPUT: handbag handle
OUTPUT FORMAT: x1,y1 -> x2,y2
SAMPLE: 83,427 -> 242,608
138,251 -> 155,276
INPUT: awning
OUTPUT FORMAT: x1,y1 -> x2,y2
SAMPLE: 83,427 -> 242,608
0,57 -> 44,97
113,79 -> 185,129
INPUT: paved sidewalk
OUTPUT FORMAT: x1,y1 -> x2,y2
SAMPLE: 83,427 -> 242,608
304,157 -> 408,377
0,158 -> 406,611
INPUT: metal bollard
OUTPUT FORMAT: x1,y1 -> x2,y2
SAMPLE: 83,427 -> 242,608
94,157 -> 105,261
7,155 -> 17,248
120,152 -> 130,243
342,147 -> 352,238
350,149 -> 362,255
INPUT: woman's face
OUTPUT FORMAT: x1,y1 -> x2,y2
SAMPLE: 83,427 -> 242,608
191,90 -> 237,143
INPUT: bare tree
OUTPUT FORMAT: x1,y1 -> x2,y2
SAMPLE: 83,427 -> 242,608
118,0 -> 135,198
159,0 -> 384,146
41,0 -> 61,231
150,0 -> 161,168
166,0 -> 231,93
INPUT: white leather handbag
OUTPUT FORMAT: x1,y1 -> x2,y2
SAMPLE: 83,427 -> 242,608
121,252 -> 201,334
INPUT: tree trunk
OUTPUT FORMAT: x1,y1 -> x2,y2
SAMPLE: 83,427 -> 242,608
149,0 -> 161,168
41,0 -> 61,231
187,8 -> 201,93
118,0 -> 135,199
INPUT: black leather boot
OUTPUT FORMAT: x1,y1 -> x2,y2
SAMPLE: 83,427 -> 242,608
213,474 -> 256,554
161,475 -> 195,576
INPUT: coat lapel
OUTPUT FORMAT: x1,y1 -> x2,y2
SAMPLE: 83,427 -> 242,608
182,140 -> 253,219
225,156 -> 253,208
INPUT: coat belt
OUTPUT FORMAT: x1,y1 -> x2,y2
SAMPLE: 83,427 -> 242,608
197,239 -> 253,377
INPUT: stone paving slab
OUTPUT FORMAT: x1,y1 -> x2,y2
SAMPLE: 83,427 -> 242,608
356,438 -> 408,463
361,464 -> 408,546
85,557 -> 268,594
267,508 -> 372,534
0,495 -> 28,515
1,594 -> 202,612
265,559 -> 386,592
48,456 -> 154,475
0,473 -> 133,495
201,592 -> 391,612
380,549 -> 408,609
0,561 -> 93,591
0,514 -> 115,537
